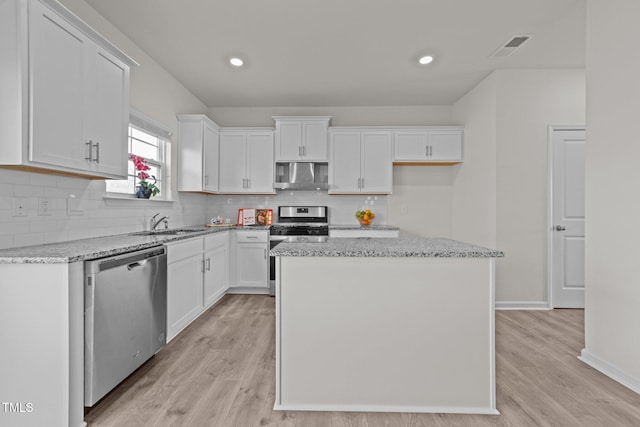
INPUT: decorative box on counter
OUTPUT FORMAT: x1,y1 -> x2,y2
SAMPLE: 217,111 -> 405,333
238,208 -> 273,226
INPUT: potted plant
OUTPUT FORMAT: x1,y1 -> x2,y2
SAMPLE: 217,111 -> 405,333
130,154 -> 160,198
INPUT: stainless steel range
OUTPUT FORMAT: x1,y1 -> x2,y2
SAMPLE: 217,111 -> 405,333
270,206 -> 329,243
269,206 -> 329,294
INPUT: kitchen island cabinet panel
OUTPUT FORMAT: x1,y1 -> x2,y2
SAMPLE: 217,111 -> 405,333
0,261 -> 84,427
273,239 -> 501,414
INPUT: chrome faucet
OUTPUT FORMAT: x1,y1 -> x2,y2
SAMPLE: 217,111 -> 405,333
150,213 -> 169,231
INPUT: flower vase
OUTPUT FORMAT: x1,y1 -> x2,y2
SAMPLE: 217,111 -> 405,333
135,186 -> 153,199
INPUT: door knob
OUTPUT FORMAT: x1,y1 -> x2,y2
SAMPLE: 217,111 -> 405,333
555,225 -> 566,231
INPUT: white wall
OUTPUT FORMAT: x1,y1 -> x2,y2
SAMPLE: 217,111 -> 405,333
0,0 -> 210,250
582,0 -> 640,391
209,106 -> 454,127
451,72 -> 498,248
452,69 -> 585,305
495,69 -> 586,304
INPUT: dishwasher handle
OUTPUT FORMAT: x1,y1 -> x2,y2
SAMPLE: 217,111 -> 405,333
127,260 -> 148,270
86,246 -> 166,274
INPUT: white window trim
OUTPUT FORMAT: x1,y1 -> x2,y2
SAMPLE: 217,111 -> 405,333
104,108 -> 174,202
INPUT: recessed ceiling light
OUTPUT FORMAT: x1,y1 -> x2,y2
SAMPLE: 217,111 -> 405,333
229,57 -> 244,67
418,55 -> 434,65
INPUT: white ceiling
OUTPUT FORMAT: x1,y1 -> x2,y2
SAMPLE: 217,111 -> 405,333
84,0 -> 586,108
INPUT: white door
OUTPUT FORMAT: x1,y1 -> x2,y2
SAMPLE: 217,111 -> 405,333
84,45 -> 129,178
329,131 -> 361,193
302,121 -> 328,161
219,132 -> 247,192
203,123 -> 219,192
29,0 -> 86,170
429,130 -> 463,161
551,128 -> 586,308
246,132 -> 275,193
361,131 -> 393,193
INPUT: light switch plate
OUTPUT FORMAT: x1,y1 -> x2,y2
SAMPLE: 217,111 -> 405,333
38,197 -> 52,216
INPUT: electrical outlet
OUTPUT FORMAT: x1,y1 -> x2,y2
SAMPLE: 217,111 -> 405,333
12,198 -> 28,217
38,197 -> 52,216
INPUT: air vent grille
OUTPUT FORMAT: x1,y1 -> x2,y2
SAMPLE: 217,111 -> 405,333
490,35 -> 532,58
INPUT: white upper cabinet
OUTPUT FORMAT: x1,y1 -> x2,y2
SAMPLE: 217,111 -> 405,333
0,0 -> 135,179
393,127 -> 463,164
219,128 -> 275,194
273,116 -> 331,161
177,115 -> 220,193
329,129 -> 393,194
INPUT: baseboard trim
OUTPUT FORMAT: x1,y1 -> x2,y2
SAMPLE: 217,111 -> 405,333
495,301 -> 551,310
226,286 -> 270,295
274,403 -> 499,415
579,349 -> 640,395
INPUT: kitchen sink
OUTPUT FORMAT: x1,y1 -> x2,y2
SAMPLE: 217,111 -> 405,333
129,229 -> 203,236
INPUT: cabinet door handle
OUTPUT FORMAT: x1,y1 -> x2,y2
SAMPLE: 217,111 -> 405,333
425,145 -> 429,157
298,146 -> 302,156
86,141 -> 93,162
206,258 -> 211,271
361,177 -> 364,188
264,248 -> 267,259
429,145 -> 432,157
94,141 -> 100,163
302,146 -> 306,156
247,179 -> 251,188
201,259 -> 205,273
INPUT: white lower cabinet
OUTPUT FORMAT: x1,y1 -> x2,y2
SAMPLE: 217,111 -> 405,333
232,229 -> 269,290
203,233 -> 229,308
166,232 -> 230,341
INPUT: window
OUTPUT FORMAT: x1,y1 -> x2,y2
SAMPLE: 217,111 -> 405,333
106,109 -> 172,199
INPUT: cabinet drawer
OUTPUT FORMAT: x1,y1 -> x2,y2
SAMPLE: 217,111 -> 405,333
236,230 -> 268,243
204,231 -> 229,250
166,237 -> 203,264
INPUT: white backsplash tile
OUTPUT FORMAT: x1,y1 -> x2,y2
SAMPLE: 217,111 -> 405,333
0,168 -> 390,250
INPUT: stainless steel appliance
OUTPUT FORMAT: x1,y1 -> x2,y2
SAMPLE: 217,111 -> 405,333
269,206 -> 329,294
84,246 -> 167,407
273,162 -> 329,190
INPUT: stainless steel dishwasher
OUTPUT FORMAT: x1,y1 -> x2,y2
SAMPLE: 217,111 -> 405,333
84,246 -> 167,407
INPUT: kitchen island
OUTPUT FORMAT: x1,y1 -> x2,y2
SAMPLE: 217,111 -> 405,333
271,237 -> 503,414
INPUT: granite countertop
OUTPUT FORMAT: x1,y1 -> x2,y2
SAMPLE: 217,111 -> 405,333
270,237 -> 504,258
0,225 -> 269,264
329,224 -> 400,231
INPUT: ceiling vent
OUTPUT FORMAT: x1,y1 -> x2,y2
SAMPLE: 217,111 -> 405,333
490,35 -> 531,58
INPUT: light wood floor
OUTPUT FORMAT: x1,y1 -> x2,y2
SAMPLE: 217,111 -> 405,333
84,295 -> 640,426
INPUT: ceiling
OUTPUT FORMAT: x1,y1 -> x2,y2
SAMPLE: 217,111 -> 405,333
84,0 -> 586,108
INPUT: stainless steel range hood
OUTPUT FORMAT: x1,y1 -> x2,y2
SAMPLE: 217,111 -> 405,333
273,162 -> 329,190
